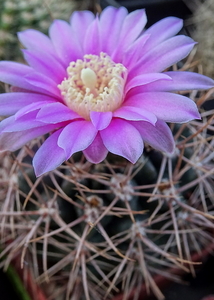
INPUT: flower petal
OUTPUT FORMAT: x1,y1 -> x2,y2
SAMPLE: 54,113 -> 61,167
58,120 -> 97,159
131,120 -> 175,153
22,49 -> 66,82
3,111 -> 44,131
18,29 -> 56,57
126,92 -> 200,123
163,71 -> 214,91
49,20 -> 82,67
25,72 -> 62,98
15,101 -> 52,119
0,61 -> 40,91
113,106 -> 157,124
84,17 -> 101,55
0,92 -> 55,116
112,9 -> 147,61
100,119 -> 143,163
0,123 -> 59,152
36,102 -> 80,123
83,133 -> 108,163
122,34 -> 150,68
125,73 -> 171,94
90,111 -> 112,130
33,129 -> 66,177
99,6 -> 128,55
128,72 -> 214,94
70,10 -> 95,47
129,35 -> 196,76
143,17 -> 183,53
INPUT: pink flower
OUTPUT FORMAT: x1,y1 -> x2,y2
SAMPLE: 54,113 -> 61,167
0,7 -> 213,176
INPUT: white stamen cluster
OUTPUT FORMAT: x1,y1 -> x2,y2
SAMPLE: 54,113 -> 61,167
58,52 -> 127,120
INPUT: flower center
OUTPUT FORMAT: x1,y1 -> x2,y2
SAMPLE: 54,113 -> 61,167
58,52 -> 127,120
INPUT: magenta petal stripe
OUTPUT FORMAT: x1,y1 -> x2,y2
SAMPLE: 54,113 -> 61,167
0,61 -> 41,92
70,10 -> 95,47
58,121 -> 98,159
142,17 -> 183,53
84,17 -> 101,55
132,120 -> 175,154
129,35 -> 196,76
18,30 -> 56,58
113,106 -> 157,124
90,111 -> 112,130
100,119 -> 143,163
49,20 -> 83,67
24,72 -> 62,98
83,133 -> 108,164
22,49 -> 66,82
36,102 -> 81,124
99,6 -> 128,55
0,93 -> 55,116
0,123 -> 61,152
33,129 -> 66,176
14,101 -> 52,119
111,9 -> 147,61
125,92 -> 201,123
125,73 -> 171,93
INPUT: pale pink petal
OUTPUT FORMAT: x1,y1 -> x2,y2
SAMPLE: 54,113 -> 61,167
128,72 -> 214,94
0,61 -> 42,92
3,111 -> 44,131
112,9 -> 147,62
131,120 -> 175,153
100,119 -> 143,163
122,34 -> 150,68
113,106 -> 157,124
143,17 -> 183,53
36,102 -> 80,123
70,10 -> 95,47
58,120 -> 97,159
49,20 -> 82,67
18,30 -> 56,57
163,71 -> 214,90
99,6 -> 128,55
15,101 -> 51,119
0,93 -> 55,116
0,123 -> 60,152
90,111 -> 112,130
83,133 -> 108,163
0,116 -> 15,132
22,49 -> 66,82
126,92 -> 200,123
25,72 -> 62,98
33,129 -> 66,176
125,73 -> 171,94
84,17 -> 100,55
129,36 -> 196,76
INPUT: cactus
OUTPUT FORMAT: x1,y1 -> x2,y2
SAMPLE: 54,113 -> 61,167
1,64 -> 214,300
0,2 -> 214,300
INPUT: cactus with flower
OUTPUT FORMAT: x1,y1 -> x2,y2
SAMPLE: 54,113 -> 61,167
0,3 -> 214,300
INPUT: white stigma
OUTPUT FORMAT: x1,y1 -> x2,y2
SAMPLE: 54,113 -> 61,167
81,67 -> 97,91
